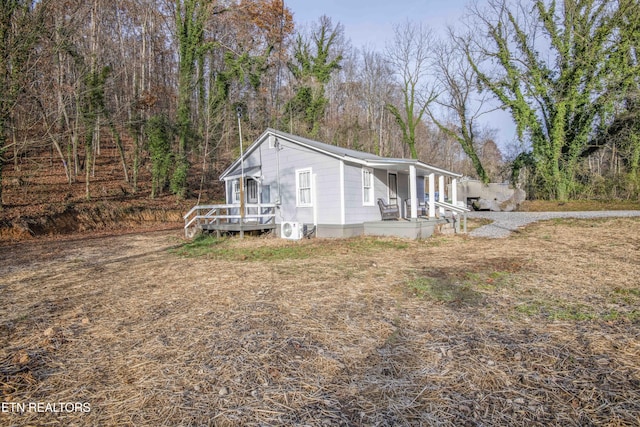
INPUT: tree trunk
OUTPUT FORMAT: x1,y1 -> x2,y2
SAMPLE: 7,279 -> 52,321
85,129 -> 93,200
109,121 -> 129,183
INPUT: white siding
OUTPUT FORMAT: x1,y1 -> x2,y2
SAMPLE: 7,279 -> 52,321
253,140 -> 342,225
344,164 -> 386,223
224,135 -> 431,225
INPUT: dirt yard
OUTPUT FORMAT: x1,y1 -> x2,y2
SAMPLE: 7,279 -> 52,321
1,218 -> 639,426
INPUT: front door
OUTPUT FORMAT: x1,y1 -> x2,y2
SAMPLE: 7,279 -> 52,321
388,173 -> 398,206
244,178 -> 259,223
246,178 -> 258,204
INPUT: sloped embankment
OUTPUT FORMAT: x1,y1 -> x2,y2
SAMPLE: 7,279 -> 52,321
0,203 -> 183,242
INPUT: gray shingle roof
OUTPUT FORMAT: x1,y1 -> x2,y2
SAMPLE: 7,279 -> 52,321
267,128 -> 386,161
220,128 -> 462,179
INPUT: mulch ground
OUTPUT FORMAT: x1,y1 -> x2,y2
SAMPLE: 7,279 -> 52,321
1,217 -> 639,426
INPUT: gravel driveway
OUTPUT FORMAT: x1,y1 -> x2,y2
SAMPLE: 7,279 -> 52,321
468,210 -> 640,238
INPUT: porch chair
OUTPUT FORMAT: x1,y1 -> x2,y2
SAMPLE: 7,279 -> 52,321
377,198 -> 399,220
405,198 -> 427,218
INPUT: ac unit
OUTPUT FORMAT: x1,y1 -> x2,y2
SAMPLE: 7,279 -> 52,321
281,222 -> 303,240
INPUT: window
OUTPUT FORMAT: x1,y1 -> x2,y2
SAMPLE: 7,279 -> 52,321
296,168 -> 312,207
362,168 -> 374,206
231,179 -> 240,203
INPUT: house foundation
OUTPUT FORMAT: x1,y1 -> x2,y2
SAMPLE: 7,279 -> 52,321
363,218 -> 450,239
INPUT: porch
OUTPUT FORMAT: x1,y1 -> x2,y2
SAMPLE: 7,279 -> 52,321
373,159 -> 471,236
364,217 -> 447,239
361,153 -> 466,225
366,199 -> 469,239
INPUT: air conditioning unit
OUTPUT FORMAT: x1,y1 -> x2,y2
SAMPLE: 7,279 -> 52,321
281,222 -> 303,240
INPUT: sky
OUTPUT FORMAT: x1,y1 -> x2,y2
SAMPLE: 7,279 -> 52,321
282,0 -> 518,153
284,0 -> 471,50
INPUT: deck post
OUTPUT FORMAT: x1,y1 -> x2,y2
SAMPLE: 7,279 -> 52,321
438,175 -> 445,217
452,178 -> 458,206
409,165 -> 418,220
237,108 -> 245,238
215,210 -> 220,238
428,173 -> 435,218
257,180 -> 262,224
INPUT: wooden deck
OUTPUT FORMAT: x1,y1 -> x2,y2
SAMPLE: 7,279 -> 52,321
200,221 -> 276,237
184,204 -> 277,238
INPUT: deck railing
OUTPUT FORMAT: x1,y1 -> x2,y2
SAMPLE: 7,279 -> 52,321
432,200 -> 471,233
184,203 -> 277,238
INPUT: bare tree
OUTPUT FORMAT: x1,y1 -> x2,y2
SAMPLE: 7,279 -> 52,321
384,20 -> 437,159
361,48 -> 394,156
428,34 -> 495,182
0,0 -> 48,206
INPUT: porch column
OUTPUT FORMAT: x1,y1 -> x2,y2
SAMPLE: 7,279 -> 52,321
452,178 -> 458,206
438,175 -> 445,216
339,161 -> 346,225
258,180 -> 263,224
428,172 -> 435,218
409,165 -> 418,219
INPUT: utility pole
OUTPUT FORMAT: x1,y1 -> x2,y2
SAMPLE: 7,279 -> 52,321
237,107 -> 245,237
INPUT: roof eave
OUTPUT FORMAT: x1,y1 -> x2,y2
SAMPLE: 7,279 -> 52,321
219,128 -> 463,180
219,129 -> 271,180
362,159 -> 463,178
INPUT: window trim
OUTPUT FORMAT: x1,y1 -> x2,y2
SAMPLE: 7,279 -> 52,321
388,172 -> 398,206
296,168 -> 313,207
231,179 -> 240,203
362,167 -> 374,206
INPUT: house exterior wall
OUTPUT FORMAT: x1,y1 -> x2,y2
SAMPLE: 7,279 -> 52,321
416,176 -> 426,201
224,151 -> 263,205
373,169 -> 389,208
397,172 -> 409,217
343,163 -> 385,224
231,139 -> 344,227
255,142 -> 277,205
225,139 -> 397,231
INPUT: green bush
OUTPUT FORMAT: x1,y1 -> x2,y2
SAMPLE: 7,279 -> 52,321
145,115 -> 173,198
170,159 -> 189,198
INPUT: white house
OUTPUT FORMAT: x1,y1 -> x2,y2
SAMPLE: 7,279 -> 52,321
184,129 -> 468,239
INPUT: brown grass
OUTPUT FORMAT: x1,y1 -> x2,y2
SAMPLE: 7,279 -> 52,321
1,218 -> 640,426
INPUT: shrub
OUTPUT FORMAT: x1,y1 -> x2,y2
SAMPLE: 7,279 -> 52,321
145,115 -> 173,198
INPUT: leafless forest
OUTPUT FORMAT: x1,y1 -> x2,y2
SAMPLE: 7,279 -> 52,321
2,0 -> 637,214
